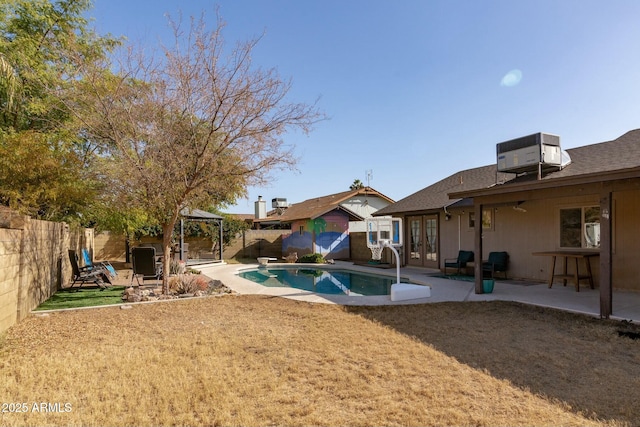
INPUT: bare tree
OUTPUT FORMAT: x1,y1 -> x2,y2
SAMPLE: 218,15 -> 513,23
64,12 -> 323,293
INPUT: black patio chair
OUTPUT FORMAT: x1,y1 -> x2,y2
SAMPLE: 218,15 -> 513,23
68,250 -> 110,290
131,246 -> 163,286
482,251 -> 509,279
444,250 -> 474,275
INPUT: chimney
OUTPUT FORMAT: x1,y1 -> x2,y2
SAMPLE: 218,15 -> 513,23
254,196 -> 267,219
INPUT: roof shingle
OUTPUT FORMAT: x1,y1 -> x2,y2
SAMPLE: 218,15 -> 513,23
277,187 -> 394,222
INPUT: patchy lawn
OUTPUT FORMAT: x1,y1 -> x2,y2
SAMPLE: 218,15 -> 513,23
1,296 -> 639,426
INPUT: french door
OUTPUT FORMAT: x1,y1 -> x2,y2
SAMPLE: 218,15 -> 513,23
407,215 -> 438,268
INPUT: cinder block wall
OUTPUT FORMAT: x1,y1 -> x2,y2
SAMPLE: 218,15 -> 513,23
95,229 -> 287,261
0,208 -> 90,334
350,232 -> 394,264
94,231 -> 127,262
230,230 -> 283,259
0,224 -> 23,333
94,230 -> 384,263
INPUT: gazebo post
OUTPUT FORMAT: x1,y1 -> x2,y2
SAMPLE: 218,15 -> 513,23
180,218 -> 185,261
219,218 -> 223,261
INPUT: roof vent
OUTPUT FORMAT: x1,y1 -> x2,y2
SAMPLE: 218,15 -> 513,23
497,133 -> 562,175
560,150 -> 572,168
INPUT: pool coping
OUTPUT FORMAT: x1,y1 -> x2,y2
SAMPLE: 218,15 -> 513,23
154,261 -> 640,322
199,261 -> 469,306
235,262 -> 428,303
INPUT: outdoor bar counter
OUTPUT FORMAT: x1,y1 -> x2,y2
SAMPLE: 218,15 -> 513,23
532,250 -> 600,292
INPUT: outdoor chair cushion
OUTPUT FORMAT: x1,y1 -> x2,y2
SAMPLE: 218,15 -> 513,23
482,251 -> 509,278
444,250 -> 474,274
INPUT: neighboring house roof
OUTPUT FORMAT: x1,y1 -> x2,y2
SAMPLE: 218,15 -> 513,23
277,187 -> 395,223
376,129 -> 640,215
230,213 -> 255,222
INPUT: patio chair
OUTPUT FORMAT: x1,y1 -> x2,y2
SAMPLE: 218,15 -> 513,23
444,250 -> 474,275
482,251 -> 509,279
131,246 -> 163,286
81,248 -> 117,280
68,250 -> 110,289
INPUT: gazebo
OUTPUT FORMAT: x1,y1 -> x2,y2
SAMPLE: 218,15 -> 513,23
179,208 -> 224,263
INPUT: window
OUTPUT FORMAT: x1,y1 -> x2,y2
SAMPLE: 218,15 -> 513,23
469,209 -> 493,230
482,209 -> 493,230
560,206 -> 600,248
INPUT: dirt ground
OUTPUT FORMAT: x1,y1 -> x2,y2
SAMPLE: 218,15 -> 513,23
1,293 -> 640,426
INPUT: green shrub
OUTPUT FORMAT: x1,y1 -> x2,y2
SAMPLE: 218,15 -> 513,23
298,253 -> 326,264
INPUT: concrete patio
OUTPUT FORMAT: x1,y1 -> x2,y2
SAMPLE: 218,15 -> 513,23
198,261 -> 640,324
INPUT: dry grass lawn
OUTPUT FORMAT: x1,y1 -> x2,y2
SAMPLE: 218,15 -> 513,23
1,295 -> 639,426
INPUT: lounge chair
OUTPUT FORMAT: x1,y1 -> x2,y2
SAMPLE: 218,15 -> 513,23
81,248 -> 117,279
68,250 -> 110,289
482,251 -> 509,279
131,246 -> 163,286
444,250 -> 474,275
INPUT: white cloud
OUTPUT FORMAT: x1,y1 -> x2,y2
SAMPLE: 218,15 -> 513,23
500,69 -> 523,87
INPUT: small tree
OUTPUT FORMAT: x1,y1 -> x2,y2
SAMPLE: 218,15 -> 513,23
63,12 -> 323,293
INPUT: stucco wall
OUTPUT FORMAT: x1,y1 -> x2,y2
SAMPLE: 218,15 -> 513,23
438,188 -> 640,291
611,188 -> 640,289
440,196 -> 602,284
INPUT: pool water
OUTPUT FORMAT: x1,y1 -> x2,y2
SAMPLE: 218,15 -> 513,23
238,267 -> 411,296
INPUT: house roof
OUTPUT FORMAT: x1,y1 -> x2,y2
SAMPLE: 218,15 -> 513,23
375,166 -> 512,215
230,213 -> 255,222
276,187 -> 394,223
376,129 -> 640,215
451,129 -> 640,199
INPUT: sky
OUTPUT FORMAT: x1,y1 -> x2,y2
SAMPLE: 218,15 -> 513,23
87,0 -> 640,214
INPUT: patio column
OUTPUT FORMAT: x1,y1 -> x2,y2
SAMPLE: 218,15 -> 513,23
599,191 -> 612,319
474,201 -> 484,294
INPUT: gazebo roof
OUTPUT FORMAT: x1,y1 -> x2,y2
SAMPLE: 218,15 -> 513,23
179,208 -> 223,221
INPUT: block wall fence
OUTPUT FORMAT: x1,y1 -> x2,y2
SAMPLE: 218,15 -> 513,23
0,208 -> 91,334
0,212 -> 390,334
94,230 -> 379,263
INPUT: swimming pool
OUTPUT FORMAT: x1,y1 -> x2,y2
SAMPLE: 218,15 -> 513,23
238,267 -> 413,296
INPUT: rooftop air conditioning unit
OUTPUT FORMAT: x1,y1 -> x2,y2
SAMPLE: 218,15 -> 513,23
497,133 -> 562,174
272,198 -> 288,209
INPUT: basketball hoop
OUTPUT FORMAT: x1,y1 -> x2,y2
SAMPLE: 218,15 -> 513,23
366,217 -> 401,264
370,244 -> 384,261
